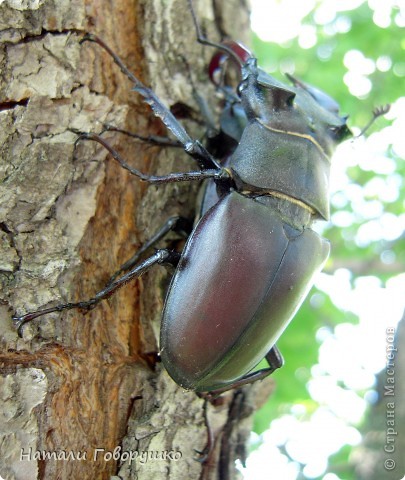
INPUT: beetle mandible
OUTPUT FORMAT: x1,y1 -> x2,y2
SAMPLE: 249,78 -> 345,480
13,0 -> 352,395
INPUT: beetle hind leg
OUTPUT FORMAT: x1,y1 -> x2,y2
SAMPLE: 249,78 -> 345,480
108,215 -> 193,284
192,347 -> 283,462
193,398 -> 214,463
12,249 -> 180,336
200,346 -> 284,397
265,344 -> 284,373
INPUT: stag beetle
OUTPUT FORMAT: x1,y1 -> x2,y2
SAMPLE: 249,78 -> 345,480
13,0 -> 352,395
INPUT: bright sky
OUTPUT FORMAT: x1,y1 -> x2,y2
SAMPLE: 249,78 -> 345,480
241,1 -> 405,479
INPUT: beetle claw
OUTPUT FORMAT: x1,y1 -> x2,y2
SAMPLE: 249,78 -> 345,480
193,447 -> 209,463
192,398 -> 214,463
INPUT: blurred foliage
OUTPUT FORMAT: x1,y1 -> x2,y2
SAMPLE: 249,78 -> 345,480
251,2 -> 403,125
250,1 -> 404,479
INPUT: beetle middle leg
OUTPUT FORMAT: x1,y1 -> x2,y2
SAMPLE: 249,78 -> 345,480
102,123 -> 183,148
72,131 -> 229,185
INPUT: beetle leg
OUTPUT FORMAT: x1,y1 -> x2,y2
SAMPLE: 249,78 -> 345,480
81,34 -> 220,171
73,131 -> 229,185
102,124 -> 182,148
108,216 -> 193,284
198,346 -> 284,397
13,249 -> 180,336
193,398 -> 214,463
265,345 -> 284,372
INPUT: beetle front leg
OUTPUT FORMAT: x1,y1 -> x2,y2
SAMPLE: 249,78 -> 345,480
81,34 -> 220,171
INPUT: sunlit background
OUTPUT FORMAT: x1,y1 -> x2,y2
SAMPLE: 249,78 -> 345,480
238,1 -> 405,479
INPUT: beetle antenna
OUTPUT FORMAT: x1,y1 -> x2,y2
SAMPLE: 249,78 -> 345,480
356,104 -> 390,138
187,0 -> 244,68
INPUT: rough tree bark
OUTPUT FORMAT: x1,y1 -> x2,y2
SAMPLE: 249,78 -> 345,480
0,1 -> 275,479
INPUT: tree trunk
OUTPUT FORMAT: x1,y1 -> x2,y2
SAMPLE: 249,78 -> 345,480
0,1 -> 275,479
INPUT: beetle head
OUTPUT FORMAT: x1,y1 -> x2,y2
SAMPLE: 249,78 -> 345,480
238,58 -> 351,157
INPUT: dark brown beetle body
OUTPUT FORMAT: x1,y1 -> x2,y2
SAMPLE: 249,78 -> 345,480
13,8 -> 351,395
161,192 -> 329,392
161,56 -> 351,392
